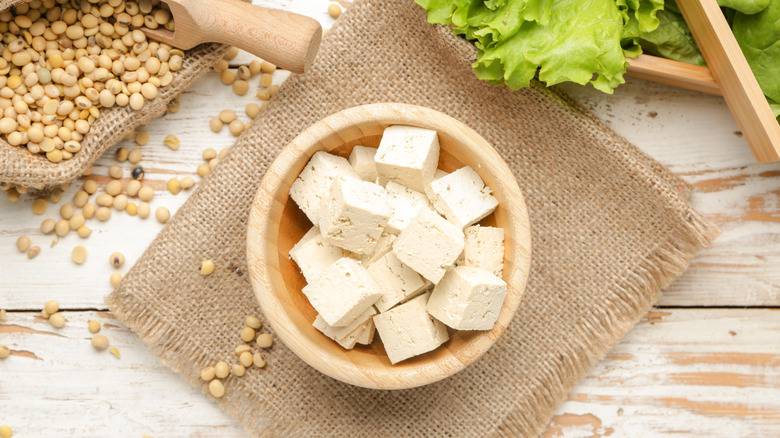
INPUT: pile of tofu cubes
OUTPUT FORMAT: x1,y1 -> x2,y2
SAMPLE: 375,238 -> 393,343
288,125 -> 508,364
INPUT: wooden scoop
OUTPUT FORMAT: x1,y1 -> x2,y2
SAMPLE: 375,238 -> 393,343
143,0 -> 322,74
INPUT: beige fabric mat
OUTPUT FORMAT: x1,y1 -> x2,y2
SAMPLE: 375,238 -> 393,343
0,0 -> 228,190
107,0 -> 719,436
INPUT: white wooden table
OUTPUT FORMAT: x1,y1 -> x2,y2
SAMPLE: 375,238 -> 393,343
2,1 -> 780,436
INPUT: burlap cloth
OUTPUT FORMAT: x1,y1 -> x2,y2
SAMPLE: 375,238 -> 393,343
0,0 -> 228,191
107,0 -> 719,436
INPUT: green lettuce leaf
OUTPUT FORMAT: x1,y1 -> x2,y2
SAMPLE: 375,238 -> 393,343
473,0 -> 628,93
733,0 -> 780,103
769,99 -> 780,121
416,0 -> 667,93
439,0 -> 552,47
634,8 -> 705,66
718,0 -> 770,15
616,0 -> 665,33
662,1 -> 768,17
416,0 -> 462,25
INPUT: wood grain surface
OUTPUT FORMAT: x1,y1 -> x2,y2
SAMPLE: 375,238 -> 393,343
1,0 -> 779,436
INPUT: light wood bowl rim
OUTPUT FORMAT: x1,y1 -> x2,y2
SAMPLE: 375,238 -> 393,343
246,103 -> 532,389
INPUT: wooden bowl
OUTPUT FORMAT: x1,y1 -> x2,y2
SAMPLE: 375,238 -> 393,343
246,103 -> 532,389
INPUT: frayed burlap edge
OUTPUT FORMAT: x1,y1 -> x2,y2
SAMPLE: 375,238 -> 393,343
495,212 -> 718,436
0,0 -> 229,191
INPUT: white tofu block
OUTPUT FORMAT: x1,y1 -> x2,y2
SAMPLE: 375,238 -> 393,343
373,292 -> 449,364
427,266 -> 507,331
427,166 -> 499,228
385,181 -> 430,234
289,151 -> 360,225
360,232 -> 396,266
289,226 -> 344,283
375,125 -> 440,192
393,208 -> 465,284
462,226 -> 505,277
368,251 -> 428,312
302,257 -> 381,327
316,317 -> 369,349
433,169 -> 449,181
356,318 -> 376,345
319,178 -> 392,254
313,306 -> 378,349
348,145 -> 378,181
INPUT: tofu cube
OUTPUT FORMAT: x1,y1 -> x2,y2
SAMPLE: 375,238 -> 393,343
427,166 -> 499,228
302,257 -> 381,327
373,292 -> 449,364
427,266 -> 507,331
289,151 -> 360,225
385,181 -> 430,234
461,226 -> 505,277
433,169 -> 449,181
356,318 -> 376,345
289,226 -> 344,283
375,126 -> 439,192
319,178 -> 391,254
313,306 -> 377,349
393,208 -> 465,284
348,145 -> 378,181
368,251 -> 428,312
359,232 -> 396,266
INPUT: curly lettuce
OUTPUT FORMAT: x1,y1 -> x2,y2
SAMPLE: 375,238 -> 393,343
415,0 -> 664,93
475,0 -> 628,92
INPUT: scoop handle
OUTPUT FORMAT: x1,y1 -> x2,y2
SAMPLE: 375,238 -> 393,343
184,0 -> 322,73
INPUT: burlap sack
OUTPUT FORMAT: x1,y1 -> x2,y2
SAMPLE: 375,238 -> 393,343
107,0 -> 719,436
0,0 -> 228,191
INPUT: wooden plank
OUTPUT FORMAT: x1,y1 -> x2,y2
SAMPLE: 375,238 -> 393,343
549,308 -> 780,436
1,309 -> 778,436
0,311 -> 246,437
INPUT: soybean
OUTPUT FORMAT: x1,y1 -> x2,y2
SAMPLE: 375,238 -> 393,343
16,236 -> 30,252
91,335 -> 109,350
110,273 -> 123,288
200,260 -> 215,276
155,207 -> 170,224
208,379 -> 225,398
215,361 -> 230,379
252,352 -> 266,368
110,252 -> 125,268
167,178 -> 181,195
164,135 -> 180,150
88,320 -> 101,334
138,186 -> 154,202
240,327 -> 256,342
180,176 -> 195,190
71,246 -> 87,264
41,219 -> 56,234
256,334 -> 273,349
328,3 -> 343,18
32,198 -> 47,215
246,316 -> 262,330
201,366 -> 216,381
49,312 -> 66,328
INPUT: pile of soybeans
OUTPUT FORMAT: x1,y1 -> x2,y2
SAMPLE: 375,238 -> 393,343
0,0 -> 181,163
